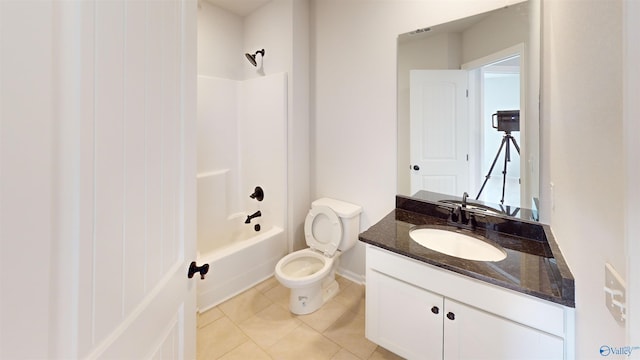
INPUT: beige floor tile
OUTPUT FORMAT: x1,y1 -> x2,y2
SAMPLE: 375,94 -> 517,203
196,274 -> 373,360
298,298 -> 349,332
369,346 -> 406,360
323,311 -> 377,360
197,307 -> 224,329
268,323 -> 341,360
218,288 -> 273,324
218,340 -> 272,360
197,316 -> 248,360
264,282 -> 290,309
254,276 -> 280,294
239,303 -> 302,348
330,348 -> 360,360
333,283 -> 366,316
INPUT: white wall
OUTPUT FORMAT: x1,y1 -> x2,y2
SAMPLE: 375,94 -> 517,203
462,2 -> 529,64
290,0 -> 311,251
542,0 -> 627,355
311,0 -> 521,280
624,0 -> 640,346
197,1 -> 243,79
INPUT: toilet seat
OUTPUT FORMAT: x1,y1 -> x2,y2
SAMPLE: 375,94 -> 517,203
304,205 -> 342,257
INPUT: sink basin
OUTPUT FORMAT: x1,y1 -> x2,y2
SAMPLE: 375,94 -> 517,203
409,227 -> 507,262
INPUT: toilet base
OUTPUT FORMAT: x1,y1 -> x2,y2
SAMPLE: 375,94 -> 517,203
288,275 -> 340,315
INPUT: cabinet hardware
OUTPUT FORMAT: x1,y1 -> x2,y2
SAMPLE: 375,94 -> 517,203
431,306 -> 439,314
446,312 -> 455,320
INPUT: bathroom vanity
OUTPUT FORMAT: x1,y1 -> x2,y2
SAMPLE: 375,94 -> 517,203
359,195 -> 575,360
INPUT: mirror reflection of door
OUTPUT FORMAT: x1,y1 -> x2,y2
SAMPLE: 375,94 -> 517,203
464,47 -> 524,208
409,70 -> 469,196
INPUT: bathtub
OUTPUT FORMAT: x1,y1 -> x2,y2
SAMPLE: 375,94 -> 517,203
196,225 -> 287,312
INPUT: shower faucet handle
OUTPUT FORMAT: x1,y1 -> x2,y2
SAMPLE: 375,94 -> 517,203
249,186 -> 264,201
188,261 -> 210,280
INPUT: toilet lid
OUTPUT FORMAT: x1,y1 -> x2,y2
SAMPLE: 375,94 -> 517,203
305,205 -> 342,256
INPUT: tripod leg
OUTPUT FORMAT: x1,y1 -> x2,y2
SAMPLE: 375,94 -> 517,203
475,136 -> 507,200
500,138 -> 510,204
509,134 -> 521,154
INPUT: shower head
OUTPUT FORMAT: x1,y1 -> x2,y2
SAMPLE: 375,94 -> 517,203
245,53 -> 257,66
245,49 -> 265,67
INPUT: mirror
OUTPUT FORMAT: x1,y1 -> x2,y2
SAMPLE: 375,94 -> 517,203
397,1 -> 540,216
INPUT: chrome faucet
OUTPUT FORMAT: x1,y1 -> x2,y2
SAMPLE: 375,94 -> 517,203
245,210 -> 262,224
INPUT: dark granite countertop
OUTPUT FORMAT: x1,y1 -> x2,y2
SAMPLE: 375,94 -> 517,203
359,195 -> 575,307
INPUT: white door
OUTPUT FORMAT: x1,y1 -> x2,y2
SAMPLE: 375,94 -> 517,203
410,70 -> 469,196
0,1 -> 196,358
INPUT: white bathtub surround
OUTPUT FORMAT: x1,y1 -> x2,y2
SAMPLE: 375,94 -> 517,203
196,73 -> 288,311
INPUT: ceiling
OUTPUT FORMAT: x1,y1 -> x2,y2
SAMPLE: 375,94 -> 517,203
205,0 -> 271,17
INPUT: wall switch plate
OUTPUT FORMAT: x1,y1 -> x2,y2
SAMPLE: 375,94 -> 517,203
604,263 -> 626,325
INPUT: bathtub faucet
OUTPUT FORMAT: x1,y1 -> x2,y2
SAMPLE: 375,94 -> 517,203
245,210 -> 262,224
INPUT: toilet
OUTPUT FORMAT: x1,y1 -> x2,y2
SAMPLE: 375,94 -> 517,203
275,198 -> 362,315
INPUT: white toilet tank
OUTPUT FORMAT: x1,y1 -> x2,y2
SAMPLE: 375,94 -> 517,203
311,198 -> 362,252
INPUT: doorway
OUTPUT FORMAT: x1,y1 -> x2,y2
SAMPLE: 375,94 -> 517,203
464,45 -> 524,208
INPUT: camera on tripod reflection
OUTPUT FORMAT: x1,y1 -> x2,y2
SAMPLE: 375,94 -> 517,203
476,109 -> 521,204
492,110 -> 520,133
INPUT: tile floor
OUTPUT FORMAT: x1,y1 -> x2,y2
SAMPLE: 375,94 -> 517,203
197,276 -> 404,360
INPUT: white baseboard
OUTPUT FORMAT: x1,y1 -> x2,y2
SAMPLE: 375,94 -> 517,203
336,267 -> 366,286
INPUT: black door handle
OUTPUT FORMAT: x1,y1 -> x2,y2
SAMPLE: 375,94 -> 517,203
188,261 -> 209,280
447,312 -> 455,321
413,165 -> 420,171
431,306 -> 439,314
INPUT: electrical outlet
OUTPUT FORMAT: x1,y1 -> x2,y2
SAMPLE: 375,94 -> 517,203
604,263 -> 626,325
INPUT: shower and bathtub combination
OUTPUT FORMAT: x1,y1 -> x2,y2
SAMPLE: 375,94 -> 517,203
196,69 -> 288,312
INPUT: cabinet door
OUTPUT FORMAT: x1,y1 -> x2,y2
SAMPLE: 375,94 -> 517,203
443,299 -> 564,360
366,269 -> 444,360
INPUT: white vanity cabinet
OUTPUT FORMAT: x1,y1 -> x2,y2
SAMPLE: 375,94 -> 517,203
367,268 -> 444,359
365,245 -> 575,360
